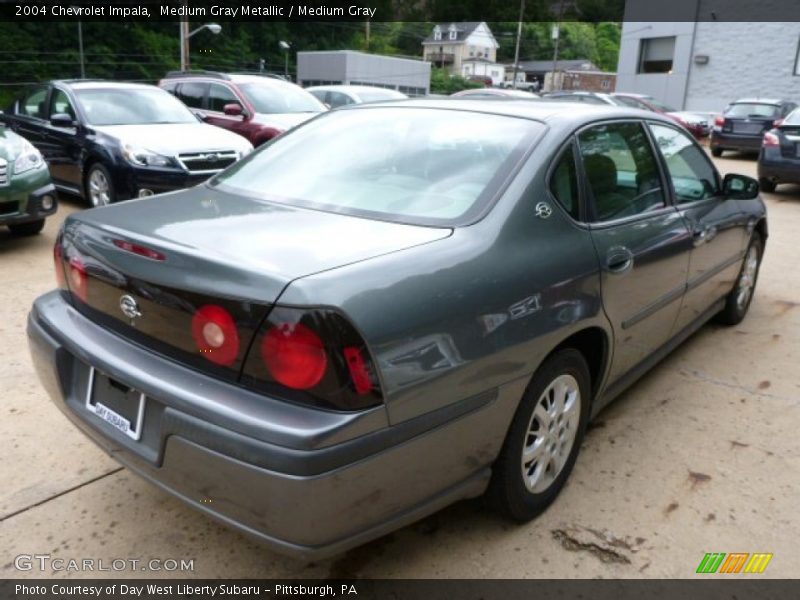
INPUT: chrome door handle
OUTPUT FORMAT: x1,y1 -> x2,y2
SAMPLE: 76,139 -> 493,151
606,246 -> 634,274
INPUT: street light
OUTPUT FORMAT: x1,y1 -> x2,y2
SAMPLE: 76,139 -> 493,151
279,40 -> 291,80
180,22 -> 222,71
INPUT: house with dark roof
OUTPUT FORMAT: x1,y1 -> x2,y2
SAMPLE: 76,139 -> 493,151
422,22 -> 499,75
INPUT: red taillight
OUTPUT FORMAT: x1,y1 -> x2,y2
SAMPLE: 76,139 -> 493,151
68,257 -> 88,302
344,346 -> 374,395
262,322 -> 328,390
714,115 -> 725,127
54,241 -> 66,289
113,239 -> 166,261
763,131 -> 780,147
192,304 -> 241,366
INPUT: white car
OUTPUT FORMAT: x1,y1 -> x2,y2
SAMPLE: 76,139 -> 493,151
307,85 -> 408,108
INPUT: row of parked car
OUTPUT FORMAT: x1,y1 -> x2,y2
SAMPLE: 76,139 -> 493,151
1,72 -> 796,238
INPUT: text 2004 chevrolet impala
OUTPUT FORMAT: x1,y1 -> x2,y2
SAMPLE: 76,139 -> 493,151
28,100 -> 766,559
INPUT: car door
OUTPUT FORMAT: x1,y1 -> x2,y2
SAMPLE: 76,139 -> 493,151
44,87 -> 83,190
8,86 -> 51,150
577,120 -> 691,384
647,122 -> 748,330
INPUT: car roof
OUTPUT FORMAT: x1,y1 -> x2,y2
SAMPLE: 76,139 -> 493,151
56,80 -> 158,92
731,98 -> 785,105
306,85 -> 403,95
344,97 -> 668,128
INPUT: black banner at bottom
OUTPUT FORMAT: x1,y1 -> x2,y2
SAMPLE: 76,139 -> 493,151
2,579 -> 799,600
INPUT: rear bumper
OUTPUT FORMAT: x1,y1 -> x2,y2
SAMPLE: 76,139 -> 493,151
0,182 -> 58,225
711,131 -> 763,152
758,148 -> 800,183
27,291 -> 520,559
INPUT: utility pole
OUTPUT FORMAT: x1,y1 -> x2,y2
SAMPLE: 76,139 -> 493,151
179,20 -> 190,70
77,19 -> 85,78
365,20 -> 370,51
550,0 -> 566,92
512,0 -> 525,90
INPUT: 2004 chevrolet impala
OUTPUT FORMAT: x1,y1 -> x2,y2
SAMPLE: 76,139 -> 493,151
28,100 -> 767,559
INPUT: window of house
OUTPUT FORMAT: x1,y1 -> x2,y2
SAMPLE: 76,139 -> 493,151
433,25 -> 441,41
449,26 -> 457,41
578,122 -> 666,222
601,80 -> 611,90
638,36 -> 676,74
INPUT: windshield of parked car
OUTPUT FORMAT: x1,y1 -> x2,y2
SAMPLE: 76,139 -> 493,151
726,103 -> 780,119
239,83 -> 324,114
783,108 -> 800,125
76,87 -> 197,126
211,107 -> 543,226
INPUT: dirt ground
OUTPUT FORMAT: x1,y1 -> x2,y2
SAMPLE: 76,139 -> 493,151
1,154 -> 798,579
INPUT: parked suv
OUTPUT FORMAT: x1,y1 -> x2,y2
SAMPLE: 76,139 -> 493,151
160,71 -> 326,147
711,98 -> 797,157
0,124 -> 57,235
757,107 -> 800,192
1,81 -> 252,207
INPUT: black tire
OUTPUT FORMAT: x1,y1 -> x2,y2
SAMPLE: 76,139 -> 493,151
711,147 -> 723,157
8,219 -> 45,236
85,163 -> 115,207
487,348 -> 591,521
717,231 -> 763,326
758,177 -> 777,193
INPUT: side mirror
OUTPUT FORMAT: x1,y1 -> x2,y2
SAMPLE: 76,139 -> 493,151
223,103 -> 244,117
723,173 -> 759,199
50,113 -> 75,128
193,111 -> 208,121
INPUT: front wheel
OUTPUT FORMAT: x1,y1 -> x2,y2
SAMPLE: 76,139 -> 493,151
486,349 -> 591,521
8,219 -> 45,236
717,231 -> 763,326
86,163 -> 115,207
711,147 -> 723,157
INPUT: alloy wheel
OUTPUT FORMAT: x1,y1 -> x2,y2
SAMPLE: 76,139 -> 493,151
521,373 -> 581,494
88,169 -> 111,207
736,245 -> 759,311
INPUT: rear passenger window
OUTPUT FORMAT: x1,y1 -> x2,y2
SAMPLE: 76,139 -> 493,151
648,123 -> 718,203
19,87 -> 48,119
549,143 -> 580,219
177,82 -> 207,109
578,122 -> 666,222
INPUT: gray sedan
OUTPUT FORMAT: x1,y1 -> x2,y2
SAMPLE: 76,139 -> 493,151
28,100 -> 766,560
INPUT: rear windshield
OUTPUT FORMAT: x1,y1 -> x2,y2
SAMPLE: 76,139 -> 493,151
726,103 -> 780,119
211,107 -> 543,226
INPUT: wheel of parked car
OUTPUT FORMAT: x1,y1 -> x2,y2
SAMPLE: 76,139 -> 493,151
758,178 -> 777,193
86,163 -> 115,207
8,219 -> 45,236
711,147 -> 723,157
487,348 -> 591,521
717,232 -> 763,326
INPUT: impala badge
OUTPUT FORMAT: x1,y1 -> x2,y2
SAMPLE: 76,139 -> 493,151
119,294 -> 142,322
535,202 -> 553,219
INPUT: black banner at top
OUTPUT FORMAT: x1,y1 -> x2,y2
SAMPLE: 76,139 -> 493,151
2,0 -> 800,22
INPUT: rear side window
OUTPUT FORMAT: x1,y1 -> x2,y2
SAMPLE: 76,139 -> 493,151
578,122 -> 666,222
177,82 -> 207,109
649,123 -> 718,203
19,87 -> 48,119
549,144 -> 580,220
208,83 -> 240,112
725,103 -> 779,119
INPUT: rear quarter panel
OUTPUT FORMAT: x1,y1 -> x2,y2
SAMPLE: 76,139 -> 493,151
280,140 -> 610,426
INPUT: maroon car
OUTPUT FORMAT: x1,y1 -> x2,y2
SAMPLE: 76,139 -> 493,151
612,93 -> 711,139
160,71 -> 326,147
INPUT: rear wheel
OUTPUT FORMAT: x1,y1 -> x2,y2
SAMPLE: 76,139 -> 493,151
8,219 -> 45,236
717,231 -> 763,326
86,163 -> 115,207
487,349 -> 590,521
758,177 -> 777,193
711,147 -> 723,157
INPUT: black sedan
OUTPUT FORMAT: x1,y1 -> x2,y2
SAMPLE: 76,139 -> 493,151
758,108 -> 800,192
1,81 -> 252,206
711,98 -> 797,157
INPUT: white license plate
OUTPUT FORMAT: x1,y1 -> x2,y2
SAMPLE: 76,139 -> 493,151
85,368 -> 145,441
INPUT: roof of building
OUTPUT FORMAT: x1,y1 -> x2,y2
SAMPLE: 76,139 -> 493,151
423,22 -> 485,44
